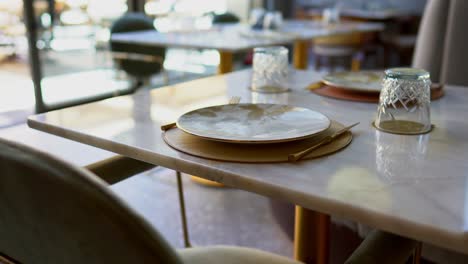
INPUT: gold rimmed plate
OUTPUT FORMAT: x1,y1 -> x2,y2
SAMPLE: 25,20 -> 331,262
176,103 -> 331,144
322,70 -> 384,93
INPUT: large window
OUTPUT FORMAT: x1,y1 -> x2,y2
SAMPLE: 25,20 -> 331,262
1,0 -> 242,116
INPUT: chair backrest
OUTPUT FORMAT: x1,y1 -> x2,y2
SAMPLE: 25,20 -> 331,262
412,0 -> 468,86
110,12 -> 165,78
212,12 -> 240,24
0,138 -> 183,264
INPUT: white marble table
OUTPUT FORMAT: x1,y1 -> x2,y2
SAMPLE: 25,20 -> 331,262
111,20 -> 383,73
28,69 -> 468,260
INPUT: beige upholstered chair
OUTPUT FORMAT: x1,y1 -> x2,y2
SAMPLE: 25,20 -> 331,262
413,0 -> 468,86
0,138 -> 301,264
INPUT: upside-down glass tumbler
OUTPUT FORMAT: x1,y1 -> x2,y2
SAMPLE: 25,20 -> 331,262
375,68 -> 432,135
251,46 -> 289,93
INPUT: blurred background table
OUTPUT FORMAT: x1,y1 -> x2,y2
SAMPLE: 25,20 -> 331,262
111,20 -> 383,73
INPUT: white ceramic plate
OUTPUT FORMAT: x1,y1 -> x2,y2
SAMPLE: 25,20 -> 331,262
322,71 -> 383,92
176,103 -> 330,144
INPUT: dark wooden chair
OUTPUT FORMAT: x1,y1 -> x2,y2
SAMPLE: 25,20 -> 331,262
110,12 -> 167,89
212,12 -> 240,24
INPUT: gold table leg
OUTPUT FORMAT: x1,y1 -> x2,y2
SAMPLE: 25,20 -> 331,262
294,206 -> 330,264
218,51 -> 233,74
293,40 -> 309,70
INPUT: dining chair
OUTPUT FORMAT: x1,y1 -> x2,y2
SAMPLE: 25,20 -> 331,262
380,15 -> 420,67
413,0 -> 468,86
309,15 -> 371,72
0,137 -> 425,263
312,33 -> 364,72
110,12 -> 167,90
211,12 -> 240,24
0,137 -> 298,264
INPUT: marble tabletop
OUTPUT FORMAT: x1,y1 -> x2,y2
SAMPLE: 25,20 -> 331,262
110,20 -> 384,52
28,69 -> 468,254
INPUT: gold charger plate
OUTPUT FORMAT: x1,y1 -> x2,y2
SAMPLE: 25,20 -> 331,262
163,120 -> 352,163
322,70 -> 383,92
177,103 -> 331,144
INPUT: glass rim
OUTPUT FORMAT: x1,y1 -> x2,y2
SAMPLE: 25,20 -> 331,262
254,46 -> 288,54
384,67 -> 430,81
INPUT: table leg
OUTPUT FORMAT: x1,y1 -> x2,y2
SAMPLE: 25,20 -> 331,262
176,171 -> 192,247
294,205 -> 330,264
218,51 -> 233,74
293,40 -> 309,70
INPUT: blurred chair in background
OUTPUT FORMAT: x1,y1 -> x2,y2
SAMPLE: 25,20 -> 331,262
110,12 -> 167,90
312,33 -> 366,72
380,16 -> 420,67
412,0 -> 468,86
212,12 -> 240,24
307,9 -> 378,72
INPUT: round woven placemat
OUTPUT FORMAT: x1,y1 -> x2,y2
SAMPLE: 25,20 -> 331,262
163,120 -> 353,163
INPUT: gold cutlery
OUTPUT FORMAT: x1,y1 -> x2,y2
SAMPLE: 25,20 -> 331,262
160,96 -> 241,131
228,96 -> 241,105
288,122 -> 360,162
160,122 -> 178,131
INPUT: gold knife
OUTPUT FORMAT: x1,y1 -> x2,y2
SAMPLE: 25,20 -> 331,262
288,122 -> 360,162
160,96 -> 241,131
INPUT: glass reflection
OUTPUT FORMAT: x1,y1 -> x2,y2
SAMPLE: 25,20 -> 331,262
328,166 -> 392,211
375,129 -> 429,183
251,90 -> 289,105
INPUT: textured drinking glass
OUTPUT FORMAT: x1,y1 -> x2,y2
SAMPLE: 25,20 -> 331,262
251,46 -> 289,93
375,68 -> 431,134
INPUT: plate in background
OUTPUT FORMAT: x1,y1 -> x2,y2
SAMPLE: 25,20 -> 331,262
322,71 -> 383,92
